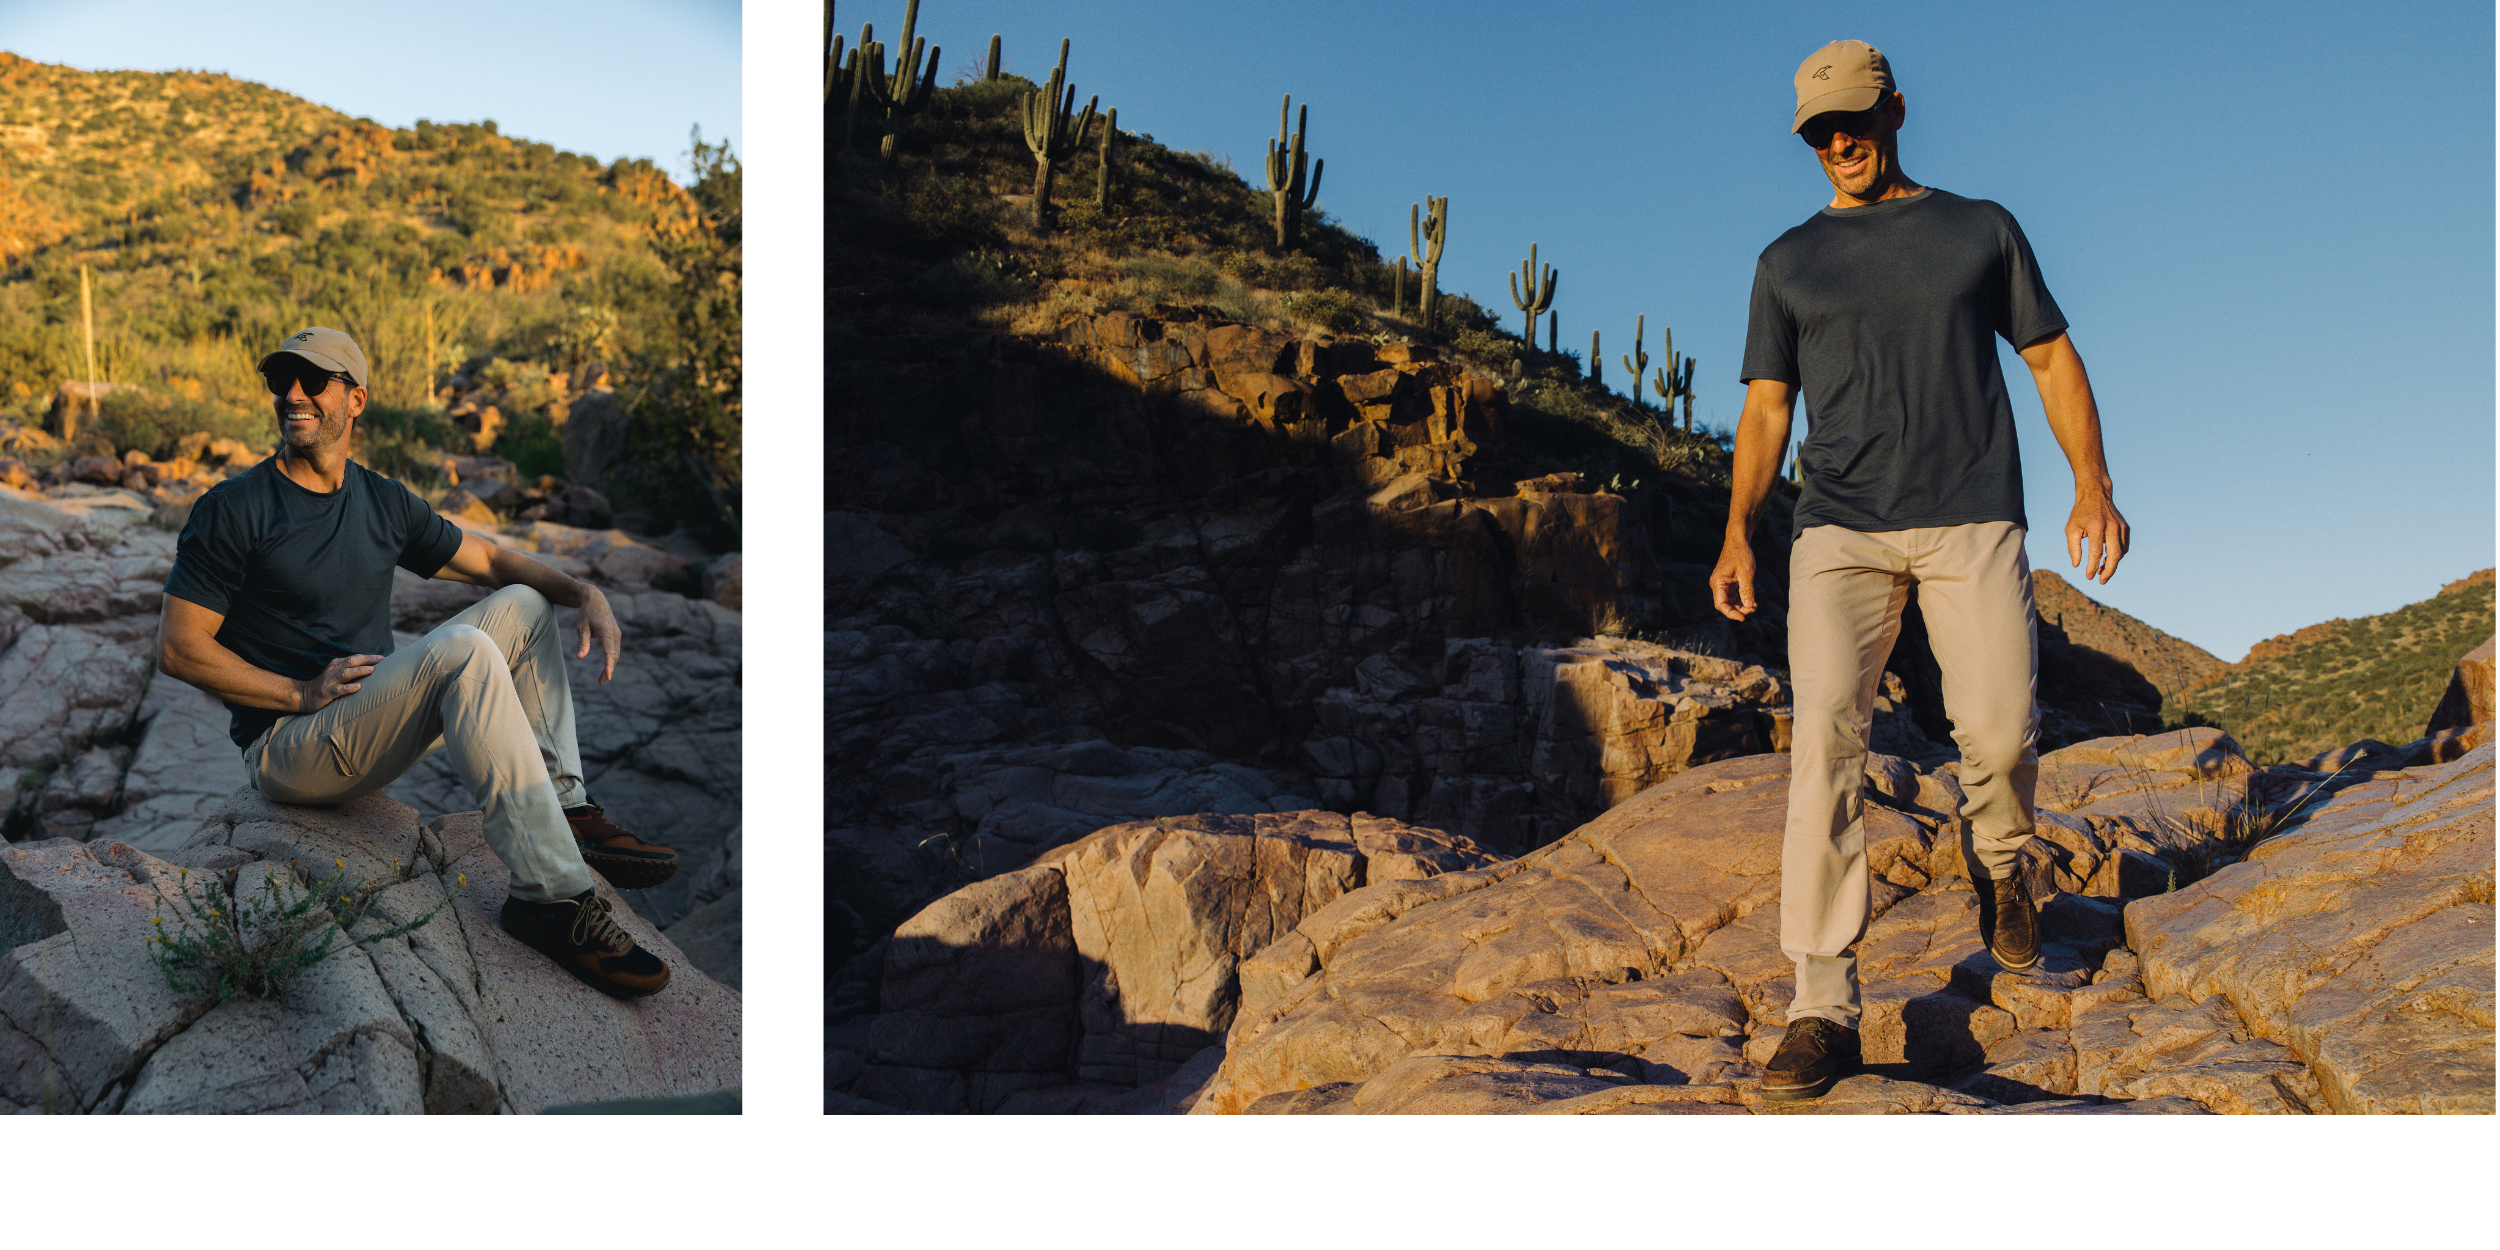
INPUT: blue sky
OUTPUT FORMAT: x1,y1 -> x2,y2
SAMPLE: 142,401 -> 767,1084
887,0 -> 2494,662
0,0 -> 741,185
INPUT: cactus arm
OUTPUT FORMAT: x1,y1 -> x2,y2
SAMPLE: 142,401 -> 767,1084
985,33 -> 1001,80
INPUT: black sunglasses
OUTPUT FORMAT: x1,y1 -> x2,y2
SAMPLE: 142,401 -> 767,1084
263,359 -> 353,398
1800,100 -> 1889,149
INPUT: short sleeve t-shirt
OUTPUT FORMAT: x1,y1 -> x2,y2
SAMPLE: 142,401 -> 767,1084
1740,187 -> 2067,540
164,457 -> 464,748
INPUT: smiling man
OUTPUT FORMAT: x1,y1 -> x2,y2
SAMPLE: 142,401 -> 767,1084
156,326 -> 681,1000
1711,42 -> 2129,1100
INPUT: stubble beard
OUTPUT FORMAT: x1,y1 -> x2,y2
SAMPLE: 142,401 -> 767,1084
1823,137 -> 1890,201
275,397 -> 347,454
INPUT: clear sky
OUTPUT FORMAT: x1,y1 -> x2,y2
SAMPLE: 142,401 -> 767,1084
0,0 -> 741,185
870,0 -> 2495,662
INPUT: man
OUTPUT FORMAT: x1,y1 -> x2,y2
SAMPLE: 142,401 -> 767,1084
157,326 -> 683,1000
1711,42 -> 2129,1101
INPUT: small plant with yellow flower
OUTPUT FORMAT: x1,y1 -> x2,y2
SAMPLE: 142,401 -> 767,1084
146,857 -> 466,1002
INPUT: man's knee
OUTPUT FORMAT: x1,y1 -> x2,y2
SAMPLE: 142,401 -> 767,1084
484,582 -> 553,621
428,622 -> 506,671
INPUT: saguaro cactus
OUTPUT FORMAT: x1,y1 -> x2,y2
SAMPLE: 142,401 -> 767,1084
1590,328 -> 1601,387
825,3 -> 844,103
856,0 -> 940,166
1548,310 -> 1559,355
1410,196 -> 1448,335
842,24 -> 872,151
1021,39 -> 1098,233
1621,314 -> 1650,407
984,33 -> 1001,80
1508,243 -> 1556,344
1650,326 -> 1696,430
1096,106 -> 1118,210
1393,255 -> 1407,316
1265,96 -> 1324,250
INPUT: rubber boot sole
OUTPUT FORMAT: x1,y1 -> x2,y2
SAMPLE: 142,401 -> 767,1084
1760,1060 -> 1860,1100
576,839 -> 679,891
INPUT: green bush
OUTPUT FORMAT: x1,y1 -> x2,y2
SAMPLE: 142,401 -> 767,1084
497,410 -> 565,480
1281,288 -> 1366,334
148,858 -> 463,1003
91,388 -> 267,460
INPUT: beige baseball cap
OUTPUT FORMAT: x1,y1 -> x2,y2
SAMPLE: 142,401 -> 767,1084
1792,40 -> 1894,133
258,326 -> 370,391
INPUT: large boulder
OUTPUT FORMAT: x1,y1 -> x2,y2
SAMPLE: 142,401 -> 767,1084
559,389 -> 629,499
850,810 -> 1499,1113
2424,637 -> 2494,759
0,788 -> 738,1113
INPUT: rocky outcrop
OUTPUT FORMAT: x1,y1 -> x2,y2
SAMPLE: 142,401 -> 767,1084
838,810 -> 1499,1113
1152,728 -> 2489,1115
2123,744 -> 2492,1114
0,789 -> 738,1113
2424,636 -> 2494,759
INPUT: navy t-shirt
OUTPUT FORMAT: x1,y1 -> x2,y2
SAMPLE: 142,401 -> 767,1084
1740,187 -> 2068,540
164,457 -> 464,748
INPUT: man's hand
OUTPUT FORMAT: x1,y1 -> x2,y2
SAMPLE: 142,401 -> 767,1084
574,584 -> 621,683
1711,540 -> 1760,620
2066,491 -> 2129,584
297,652 -> 383,713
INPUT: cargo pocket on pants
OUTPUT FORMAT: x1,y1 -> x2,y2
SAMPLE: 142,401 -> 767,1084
326,733 -> 361,780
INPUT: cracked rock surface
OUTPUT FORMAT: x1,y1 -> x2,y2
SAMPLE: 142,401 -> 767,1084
0,491 -> 740,983
833,810 -> 1499,1113
1104,727 -> 2487,1115
0,787 -> 738,1114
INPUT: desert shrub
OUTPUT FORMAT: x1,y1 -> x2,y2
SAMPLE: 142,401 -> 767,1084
497,410 -> 565,480
90,387 -> 266,459
913,250 -> 1038,308
1446,324 -> 1518,371
357,401 -> 459,490
148,859 -> 463,1003
1281,288 -> 1365,334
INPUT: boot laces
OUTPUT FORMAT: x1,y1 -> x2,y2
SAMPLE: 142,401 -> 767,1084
568,894 -> 633,955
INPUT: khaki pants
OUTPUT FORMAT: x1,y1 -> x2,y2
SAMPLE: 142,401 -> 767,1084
1782,522 -> 2039,1028
245,584 -> 595,902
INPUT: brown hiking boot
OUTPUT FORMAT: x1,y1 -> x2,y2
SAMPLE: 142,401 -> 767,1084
1760,1016 -> 1860,1102
1983,872 -> 2041,971
499,889 -> 672,1000
565,803 -> 678,890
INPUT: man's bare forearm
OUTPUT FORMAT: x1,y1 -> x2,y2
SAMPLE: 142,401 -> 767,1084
1724,380 -> 1797,544
480,544 -> 602,609
163,634 -> 303,710
2021,334 -> 2114,498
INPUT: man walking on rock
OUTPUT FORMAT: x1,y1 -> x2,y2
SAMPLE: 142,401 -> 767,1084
156,326 -> 682,1000
1711,41 -> 2129,1101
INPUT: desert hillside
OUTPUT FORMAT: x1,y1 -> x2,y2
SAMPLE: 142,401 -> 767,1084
0,51 -> 739,545
2169,569 -> 2494,764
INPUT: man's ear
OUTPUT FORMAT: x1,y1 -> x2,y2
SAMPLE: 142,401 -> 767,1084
345,384 -> 368,420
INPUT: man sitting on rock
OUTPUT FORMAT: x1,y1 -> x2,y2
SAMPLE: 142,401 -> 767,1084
155,326 -> 681,1000
1711,42 -> 2130,1100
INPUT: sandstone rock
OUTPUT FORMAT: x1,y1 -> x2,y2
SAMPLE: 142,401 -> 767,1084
436,487 -> 499,526
864,810 -> 1498,1112
2424,636 -> 2494,756
2123,743 -> 2493,1114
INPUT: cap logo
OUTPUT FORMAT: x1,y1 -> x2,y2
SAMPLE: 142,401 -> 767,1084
1812,65 -> 1830,79
292,332 -> 314,341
